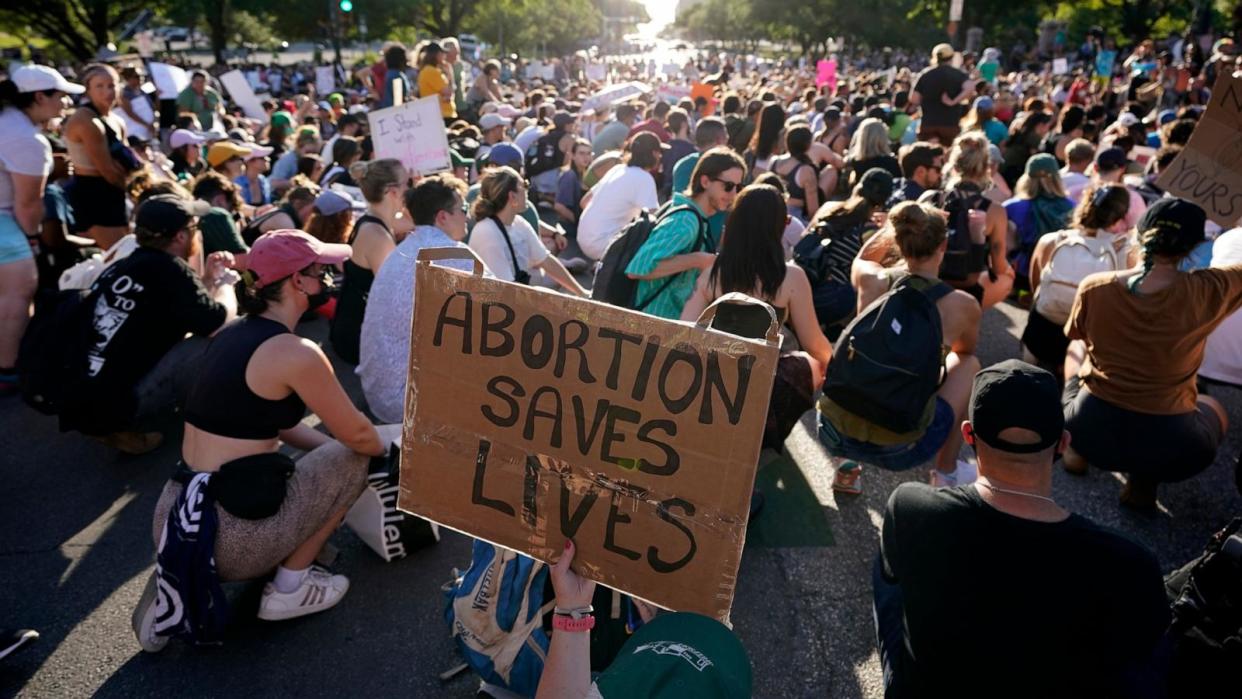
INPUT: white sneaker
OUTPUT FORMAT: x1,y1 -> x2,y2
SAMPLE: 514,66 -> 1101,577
131,572 -> 169,653
930,460 -> 978,488
257,566 -> 350,621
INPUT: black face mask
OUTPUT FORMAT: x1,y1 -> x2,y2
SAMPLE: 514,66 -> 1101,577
304,276 -> 336,310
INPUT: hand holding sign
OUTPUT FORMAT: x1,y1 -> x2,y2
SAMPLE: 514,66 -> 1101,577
550,539 -> 596,610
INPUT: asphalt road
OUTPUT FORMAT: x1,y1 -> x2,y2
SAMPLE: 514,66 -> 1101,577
2,298 -> 1240,698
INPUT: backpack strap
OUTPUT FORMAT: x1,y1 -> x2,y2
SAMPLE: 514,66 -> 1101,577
490,216 -> 524,281
634,206 -> 712,312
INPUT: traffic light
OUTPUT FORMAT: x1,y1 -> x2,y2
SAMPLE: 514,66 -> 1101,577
339,0 -> 353,12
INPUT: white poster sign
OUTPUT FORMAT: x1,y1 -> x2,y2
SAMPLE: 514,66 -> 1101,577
316,66 -> 337,95
220,69 -> 269,123
585,64 -> 606,81
1052,58 -> 1069,75
366,95 -> 452,175
149,62 -> 189,101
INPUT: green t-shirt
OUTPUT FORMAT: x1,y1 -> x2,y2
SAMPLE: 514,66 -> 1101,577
176,87 -> 222,130
888,113 -> 913,143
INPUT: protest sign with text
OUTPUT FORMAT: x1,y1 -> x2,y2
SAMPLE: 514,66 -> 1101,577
366,95 -> 451,175
1156,73 -> 1242,228
398,249 -> 778,622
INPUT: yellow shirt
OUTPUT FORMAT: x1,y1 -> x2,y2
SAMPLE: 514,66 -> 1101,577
418,66 -> 455,119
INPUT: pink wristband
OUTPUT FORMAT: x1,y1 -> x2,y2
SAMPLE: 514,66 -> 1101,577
552,614 -> 595,633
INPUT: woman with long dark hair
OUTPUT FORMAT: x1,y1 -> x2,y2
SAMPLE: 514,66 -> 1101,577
1061,199 -> 1242,510
745,102 -> 786,178
771,124 -> 821,222
1000,111 -> 1052,187
681,183 -> 832,450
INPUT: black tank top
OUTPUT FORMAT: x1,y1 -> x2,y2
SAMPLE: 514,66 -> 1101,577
330,213 -> 391,364
184,316 -> 306,440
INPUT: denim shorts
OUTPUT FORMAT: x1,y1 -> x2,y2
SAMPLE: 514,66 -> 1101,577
818,397 -> 955,471
0,212 -> 34,265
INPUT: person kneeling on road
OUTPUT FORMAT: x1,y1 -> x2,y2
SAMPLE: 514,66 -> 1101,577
133,230 -> 393,652
818,201 -> 982,495
874,360 -> 1170,698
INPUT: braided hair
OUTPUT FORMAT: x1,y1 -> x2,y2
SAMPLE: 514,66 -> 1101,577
1128,224 -> 1203,293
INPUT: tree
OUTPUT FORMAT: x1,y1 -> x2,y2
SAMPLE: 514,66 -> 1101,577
418,0 -> 471,37
468,0 -> 603,55
0,0 -> 162,61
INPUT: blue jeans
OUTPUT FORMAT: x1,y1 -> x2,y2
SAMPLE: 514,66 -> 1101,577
817,398 -> 954,471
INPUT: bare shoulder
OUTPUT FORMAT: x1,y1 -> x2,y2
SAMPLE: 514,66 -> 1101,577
256,333 -> 325,367
942,288 -> 982,320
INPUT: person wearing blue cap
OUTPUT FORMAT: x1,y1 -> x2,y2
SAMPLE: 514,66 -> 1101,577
960,96 -> 1007,146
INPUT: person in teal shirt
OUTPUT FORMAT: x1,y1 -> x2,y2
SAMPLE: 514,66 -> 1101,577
625,149 -> 744,319
671,117 -> 730,247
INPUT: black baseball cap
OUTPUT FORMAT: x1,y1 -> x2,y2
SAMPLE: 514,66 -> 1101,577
1094,146 -> 1128,172
1137,197 -> 1206,241
968,360 -> 1065,453
135,195 -> 211,237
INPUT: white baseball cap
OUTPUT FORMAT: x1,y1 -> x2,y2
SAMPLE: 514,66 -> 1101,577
479,113 -> 511,130
243,144 -> 274,161
169,129 -> 206,149
12,65 -> 85,95
1116,112 -> 1140,128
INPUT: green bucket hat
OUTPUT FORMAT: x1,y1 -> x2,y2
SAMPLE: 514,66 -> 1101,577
593,613 -> 752,699
1025,152 -> 1060,177
270,110 -> 293,130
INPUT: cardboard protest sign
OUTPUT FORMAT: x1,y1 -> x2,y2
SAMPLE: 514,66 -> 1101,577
366,95 -> 451,175
220,70 -> 268,124
817,59 -> 837,90
399,249 -> 779,622
691,83 -> 716,115
149,62 -> 189,101
1156,73 -> 1242,228
316,66 -> 337,95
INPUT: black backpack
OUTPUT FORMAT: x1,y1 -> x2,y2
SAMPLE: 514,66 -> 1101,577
919,186 -> 990,282
1165,518 -> 1242,698
525,131 -> 564,179
17,288 -> 91,416
822,275 -> 951,434
793,216 -> 869,288
591,204 -> 710,311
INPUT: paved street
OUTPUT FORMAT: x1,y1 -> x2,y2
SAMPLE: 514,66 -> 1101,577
2,300 -> 1239,698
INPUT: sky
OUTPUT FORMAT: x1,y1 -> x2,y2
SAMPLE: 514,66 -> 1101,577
638,0 -> 677,39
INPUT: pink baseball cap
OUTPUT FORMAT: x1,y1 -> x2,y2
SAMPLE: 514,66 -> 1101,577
248,229 -> 351,287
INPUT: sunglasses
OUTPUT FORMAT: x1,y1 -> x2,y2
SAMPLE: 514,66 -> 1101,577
299,266 -> 332,285
712,177 -> 741,193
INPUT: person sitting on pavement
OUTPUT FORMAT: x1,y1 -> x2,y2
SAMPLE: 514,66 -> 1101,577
552,137 -> 592,236
770,124 -> 822,223
625,147 -> 744,319
577,132 -> 665,261
874,359 -> 1170,698
330,158 -> 409,365
681,183 -> 832,449
59,194 -> 236,454
822,201 -> 982,494
134,229 -> 392,652
359,174 -> 473,424
921,132 -> 1015,309
535,539 -> 752,699
1091,146 -> 1148,230
468,166 -> 586,296
241,176 -> 320,245
1021,184 -> 1137,371
1003,153 -> 1075,290
886,141 -> 944,209
1061,198 -> 1242,510
467,143 -> 576,264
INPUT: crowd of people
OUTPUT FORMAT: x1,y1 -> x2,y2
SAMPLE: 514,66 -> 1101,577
2,23 -> 1241,698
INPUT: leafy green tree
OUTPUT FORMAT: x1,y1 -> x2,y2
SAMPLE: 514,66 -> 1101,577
0,0 -> 166,61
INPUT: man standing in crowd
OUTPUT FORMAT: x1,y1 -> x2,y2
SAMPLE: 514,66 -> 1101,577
875,360 -> 1169,697
577,132 -> 663,261
591,103 -> 639,156
629,101 -> 672,142
912,44 -> 974,145
359,175 -> 471,424
176,71 -> 224,132
59,195 -> 236,453
626,147 -> 745,319
887,141 -> 944,207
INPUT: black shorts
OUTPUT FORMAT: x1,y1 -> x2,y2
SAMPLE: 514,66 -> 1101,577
1062,376 -> 1224,482
1021,309 -> 1070,368
67,175 -> 128,231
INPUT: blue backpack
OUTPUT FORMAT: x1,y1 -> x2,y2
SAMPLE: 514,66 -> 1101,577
444,541 -> 553,696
